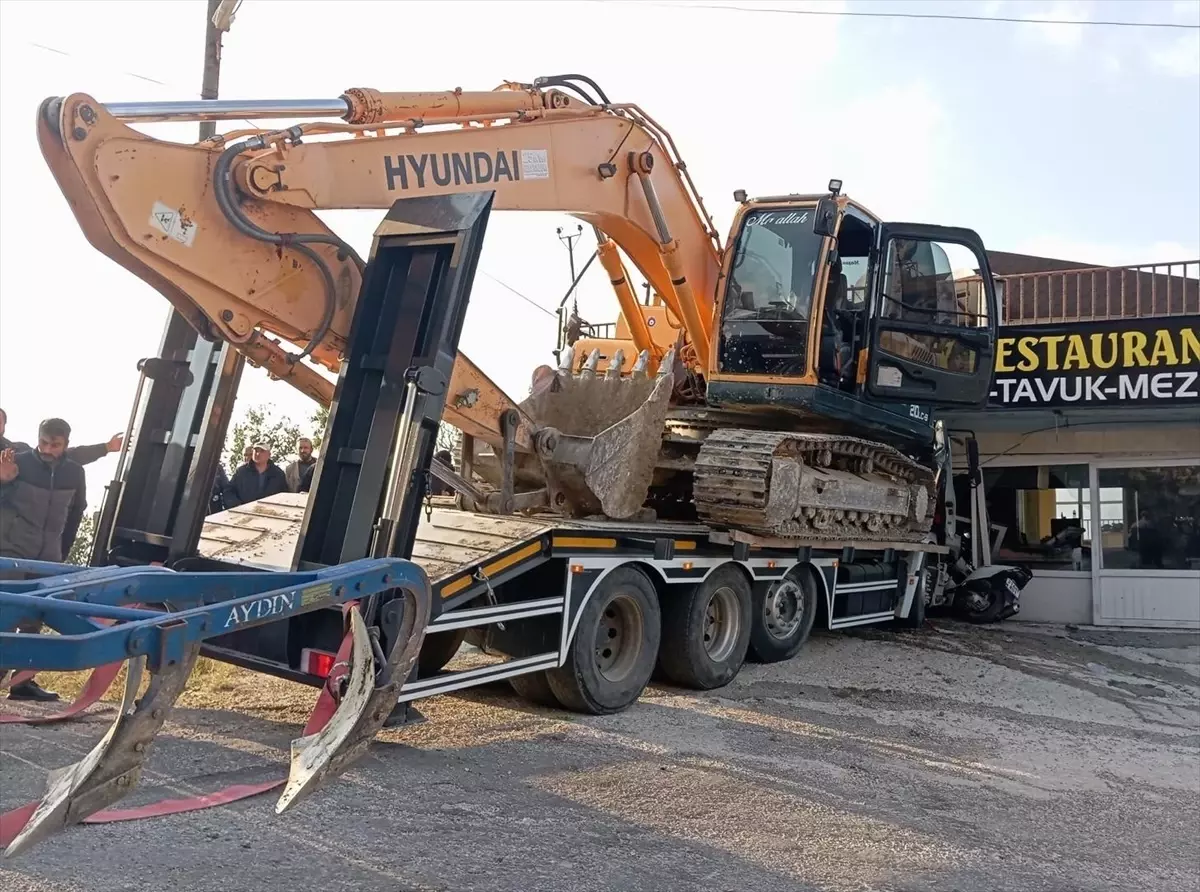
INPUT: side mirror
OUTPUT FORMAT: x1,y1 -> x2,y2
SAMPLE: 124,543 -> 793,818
812,197 -> 838,238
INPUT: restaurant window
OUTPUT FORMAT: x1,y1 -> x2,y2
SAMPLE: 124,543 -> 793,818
979,464 -> 1092,571
1053,486 -> 1125,543
1096,465 -> 1200,571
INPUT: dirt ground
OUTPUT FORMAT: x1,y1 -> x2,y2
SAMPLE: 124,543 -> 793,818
2,620 -> 1198,892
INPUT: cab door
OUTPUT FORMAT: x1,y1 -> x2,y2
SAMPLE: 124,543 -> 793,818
863,223 -> 997,407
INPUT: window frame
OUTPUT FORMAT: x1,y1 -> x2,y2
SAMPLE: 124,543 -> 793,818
1089,456 -> 1200,577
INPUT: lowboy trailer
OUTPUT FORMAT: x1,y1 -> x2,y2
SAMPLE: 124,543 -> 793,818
192,493 -> 950,709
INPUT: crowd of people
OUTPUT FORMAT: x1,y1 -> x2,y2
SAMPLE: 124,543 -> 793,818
0,408 -> 123,703
207,437 -> 318,515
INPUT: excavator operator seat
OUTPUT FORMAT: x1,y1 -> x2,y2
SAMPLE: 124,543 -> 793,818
819,254 -> 853,386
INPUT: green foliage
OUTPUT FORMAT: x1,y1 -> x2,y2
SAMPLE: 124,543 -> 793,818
310,404 -> 330,450
223,401 -> 460,474
65,511 -> 97,566
225,405 -> 304,473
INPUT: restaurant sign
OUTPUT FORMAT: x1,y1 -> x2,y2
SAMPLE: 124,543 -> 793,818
988,315 -> 1200,408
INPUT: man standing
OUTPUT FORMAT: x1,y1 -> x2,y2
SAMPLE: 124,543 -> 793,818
224,443 -> 289,508
285,438 -> 317,493
0,418 -> 90,702
0,407 -> 121,466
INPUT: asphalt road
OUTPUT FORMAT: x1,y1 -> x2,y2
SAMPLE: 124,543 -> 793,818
3,620 -> 1198,892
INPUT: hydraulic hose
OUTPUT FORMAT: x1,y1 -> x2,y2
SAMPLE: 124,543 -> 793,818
533,74 -> 611,106
212,135 -> 365,363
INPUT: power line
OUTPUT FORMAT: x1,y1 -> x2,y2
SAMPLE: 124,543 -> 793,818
479,272 -> 558,318
612,1 -> 1200,30
28,42 -> 171,87
25,40 -> 263,130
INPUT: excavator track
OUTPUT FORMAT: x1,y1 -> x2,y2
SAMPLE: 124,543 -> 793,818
693,430 -> 937,543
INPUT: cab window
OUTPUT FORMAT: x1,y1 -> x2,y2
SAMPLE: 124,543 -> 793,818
718,209 -> 823,377
878,238 -> 988,374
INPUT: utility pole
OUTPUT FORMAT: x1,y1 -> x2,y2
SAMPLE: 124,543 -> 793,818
557,224 -> 584,284
200,0 -> 226,140
88,0 -> 243,566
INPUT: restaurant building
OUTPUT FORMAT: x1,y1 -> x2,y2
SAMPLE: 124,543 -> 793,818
944,253 -> 1200,629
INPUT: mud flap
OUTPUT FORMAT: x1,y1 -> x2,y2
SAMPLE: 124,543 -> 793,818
522,347 -> 676,518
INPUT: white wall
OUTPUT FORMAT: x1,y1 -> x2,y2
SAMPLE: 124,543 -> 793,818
1012,571 -> 1092,624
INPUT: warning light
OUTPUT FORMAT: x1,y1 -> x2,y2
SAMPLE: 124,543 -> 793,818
301,648 -> 336,678
767,560 -> 777,569
682,561 -> 694,571
571,564 -> 585,574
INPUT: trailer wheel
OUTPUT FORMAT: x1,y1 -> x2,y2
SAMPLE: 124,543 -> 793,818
417,628 -> 467,676
509,670 -> 563,708
546,565 -> 661,715
657,565 -> 752,690
748,569 -> 819,664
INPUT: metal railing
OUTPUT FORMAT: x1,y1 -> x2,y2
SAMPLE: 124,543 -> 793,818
993,259 -> 1199,324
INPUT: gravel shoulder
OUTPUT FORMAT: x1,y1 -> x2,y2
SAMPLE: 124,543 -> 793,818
3,620 -> 1198,892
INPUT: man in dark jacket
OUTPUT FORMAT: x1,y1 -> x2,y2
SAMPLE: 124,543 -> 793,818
0,418 -> 90,702
0,407 -> 121,467
1,408 -> 123,558
224,443 -> 289,508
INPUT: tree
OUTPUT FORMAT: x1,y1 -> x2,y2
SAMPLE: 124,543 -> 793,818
225,404 -> 303,473
66,511 -> 97,566
310,404 -> 330,450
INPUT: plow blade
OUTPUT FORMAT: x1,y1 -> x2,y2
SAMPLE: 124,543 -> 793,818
4,646 -> 200,857
278,588 -> 430,812
521,346 -> 677,519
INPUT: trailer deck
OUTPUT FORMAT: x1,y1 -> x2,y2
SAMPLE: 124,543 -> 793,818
193,492 -> 945,698
198,493 -> 946,590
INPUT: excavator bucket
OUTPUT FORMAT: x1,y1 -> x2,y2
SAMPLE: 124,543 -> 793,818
520,346 -> 677,519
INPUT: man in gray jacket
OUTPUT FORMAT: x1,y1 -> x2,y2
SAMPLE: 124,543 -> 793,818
0,418 -> 91,701
285,438 -> 317,493
1,407 -> 122,556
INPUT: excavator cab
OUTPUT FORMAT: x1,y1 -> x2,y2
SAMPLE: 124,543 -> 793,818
711,184 -> 998,441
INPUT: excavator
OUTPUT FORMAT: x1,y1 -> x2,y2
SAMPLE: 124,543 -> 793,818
34,75 -> 996,543
0,74 -> 1004,857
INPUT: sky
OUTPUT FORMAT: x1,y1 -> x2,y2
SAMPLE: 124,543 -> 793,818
0,0 -> 1197,506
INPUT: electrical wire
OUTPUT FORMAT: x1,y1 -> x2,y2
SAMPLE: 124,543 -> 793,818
23,40 -> 263,130
479,272 -> 559,318
609,1 -> 1199,30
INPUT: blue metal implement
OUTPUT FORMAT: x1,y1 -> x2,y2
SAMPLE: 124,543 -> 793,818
0,557 -> 427,672
0,555 -> 433,859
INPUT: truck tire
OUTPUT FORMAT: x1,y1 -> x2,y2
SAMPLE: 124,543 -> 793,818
417,628 -> 467,676
509,670 -> 563,708
656,565 -> 752,690
546,565 -> 661,715
747,569 -> 819,664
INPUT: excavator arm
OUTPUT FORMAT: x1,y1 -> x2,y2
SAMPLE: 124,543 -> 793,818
37,79 -> 720,517
36,84 -> 721,404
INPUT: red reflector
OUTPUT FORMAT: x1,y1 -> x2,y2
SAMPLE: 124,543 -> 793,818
301,648 -> 336,678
